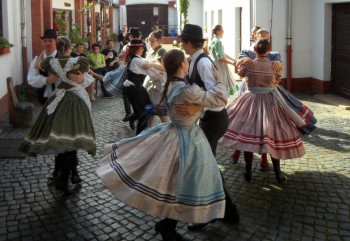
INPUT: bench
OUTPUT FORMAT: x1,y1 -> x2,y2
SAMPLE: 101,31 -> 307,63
7,77 -> 35,128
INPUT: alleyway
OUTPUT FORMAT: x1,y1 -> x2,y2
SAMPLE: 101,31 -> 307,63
0,93 -> 350,241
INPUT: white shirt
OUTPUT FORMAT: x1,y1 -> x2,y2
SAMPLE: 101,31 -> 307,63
189,49 -> 225,111
27,51 -> 93,97
27,51 -> 57,98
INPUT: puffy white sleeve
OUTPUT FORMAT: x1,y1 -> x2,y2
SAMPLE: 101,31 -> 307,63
181,82 -> 228,108
27,56 -> 47,88
82,73 -> 94,88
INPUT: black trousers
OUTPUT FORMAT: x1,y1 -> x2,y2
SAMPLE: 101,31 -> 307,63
200,109 -> 237,217
126,85 -> 152,134
199,109 -> 229,156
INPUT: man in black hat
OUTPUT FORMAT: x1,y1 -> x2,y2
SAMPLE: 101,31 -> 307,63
28,29 -> 58,104
179,23 -> 240,230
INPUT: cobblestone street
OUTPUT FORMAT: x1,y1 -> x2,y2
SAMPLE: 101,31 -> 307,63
0,93 -> 350,241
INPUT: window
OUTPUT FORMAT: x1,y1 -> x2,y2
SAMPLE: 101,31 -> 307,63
0,1 -> 3,37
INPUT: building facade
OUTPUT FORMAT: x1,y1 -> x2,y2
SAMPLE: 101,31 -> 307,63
201,0 -> 350,98
120,0 -> 178,38
0,0 -> 117,120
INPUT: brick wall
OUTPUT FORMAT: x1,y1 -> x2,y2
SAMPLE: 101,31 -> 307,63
31,0 -> 44,57
43,0 -> 53,29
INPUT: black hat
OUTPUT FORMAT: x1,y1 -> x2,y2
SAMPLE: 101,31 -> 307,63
128,27 -> 141,36
179,24 -> 205,42
128,39 -> 144,47
41,29 -> 57,39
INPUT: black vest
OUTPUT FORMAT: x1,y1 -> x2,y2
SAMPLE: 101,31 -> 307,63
126,55 -> 146,86
37,53 -> 58,104
188,53 -> 217,91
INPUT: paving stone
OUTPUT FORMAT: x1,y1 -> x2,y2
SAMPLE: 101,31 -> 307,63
0,94 -> 349,240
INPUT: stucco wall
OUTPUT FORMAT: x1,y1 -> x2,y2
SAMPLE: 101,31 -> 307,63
0,0 -> 23,99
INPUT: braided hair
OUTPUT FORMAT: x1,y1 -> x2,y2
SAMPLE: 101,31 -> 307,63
56,36 -> 71,56
159,49 -> 185,105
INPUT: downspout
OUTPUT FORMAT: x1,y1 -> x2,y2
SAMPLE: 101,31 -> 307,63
20,0 -> 28,86
286,0 -> 292,91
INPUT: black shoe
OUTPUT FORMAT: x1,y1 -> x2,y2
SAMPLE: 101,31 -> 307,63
244,171 -> 252,182
129,120 -> 135,131
187,220 -> 214,231
155,221 -> 191,241
260,165 -> 271,172
224,203 -> 240,224
47,171 -> 60,187
71,173 -> 82,185
122,113 -> 133,122
55,182 -> 73,195
103,94 -> 115,99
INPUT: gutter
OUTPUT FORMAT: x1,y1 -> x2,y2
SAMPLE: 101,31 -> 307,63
286,0 -> 292,91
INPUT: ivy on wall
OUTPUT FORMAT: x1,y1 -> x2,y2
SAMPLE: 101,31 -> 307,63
179,0 -> 190,25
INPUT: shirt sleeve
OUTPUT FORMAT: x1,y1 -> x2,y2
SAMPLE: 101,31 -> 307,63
82,73 -> 94,88
213,40 -> 224,59
268,52 -> 282,62
196,57 -> 217,90
239,49 -> 256,59
27,56 -> 47,88
181,83 -> 228,108
129,57 -> 158,76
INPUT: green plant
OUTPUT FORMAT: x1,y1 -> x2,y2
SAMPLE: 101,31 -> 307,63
0,37 -> 15,48
54,11 -> 67,36
179,0 -> 190,25
69,23 -> 90,51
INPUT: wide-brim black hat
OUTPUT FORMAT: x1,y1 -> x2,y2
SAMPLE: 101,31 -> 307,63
128,27 -> 141,36
179,24 -> 205,42
128,39 -> 144,47
41,29 -> 57,39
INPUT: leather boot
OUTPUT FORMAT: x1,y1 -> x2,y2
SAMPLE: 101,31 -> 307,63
70,151 -> 82,185
47,155 -> 62,187
260,153 -> 269,171
244,152 -> 253,182
230,150 -> 241,165
155,219 -> 190,241
56,153 -> 73,195
271,157 -> 287,183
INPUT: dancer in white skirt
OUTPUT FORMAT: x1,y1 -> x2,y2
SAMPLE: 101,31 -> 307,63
97,49 -> 231,241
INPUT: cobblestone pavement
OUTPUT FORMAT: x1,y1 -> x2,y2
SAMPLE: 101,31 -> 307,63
0,93 -> 350,241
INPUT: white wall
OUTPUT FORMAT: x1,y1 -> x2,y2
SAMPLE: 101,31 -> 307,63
186,0 -> 202,27
126,0 -> 169,5
52,0 -> 75,10
202,0 -> 251,59
0,0 -> 23,99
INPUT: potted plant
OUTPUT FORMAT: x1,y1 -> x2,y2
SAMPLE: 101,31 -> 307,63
0,37 -> 14,55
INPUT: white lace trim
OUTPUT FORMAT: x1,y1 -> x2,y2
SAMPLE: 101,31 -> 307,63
46,58 -> 91,115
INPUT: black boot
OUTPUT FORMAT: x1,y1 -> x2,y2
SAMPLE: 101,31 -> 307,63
122,88 -> 133,121
70,151 -> 82,185
222,174 -> 240,223
271,157 -> 287,183
47,155 -> 62,187
244,152 -> 253,182
56,153 -> 73,195
155,219 -> 190,241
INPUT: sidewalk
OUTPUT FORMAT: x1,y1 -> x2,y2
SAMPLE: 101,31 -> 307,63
0,93 -> 349,241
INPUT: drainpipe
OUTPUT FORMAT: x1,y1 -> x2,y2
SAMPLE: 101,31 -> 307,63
286,0 -> 292,91
20,0 -> 28,87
